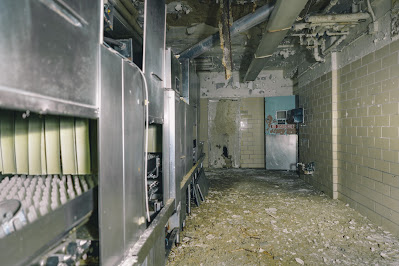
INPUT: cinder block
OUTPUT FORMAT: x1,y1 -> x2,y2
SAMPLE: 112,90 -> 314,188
362,176 -> 376,189
390,64 -> 399,78
376,181 -> 391,196
383,172 -> 399,187
357,107 -> 368,117
362,73 -> 375,86
356,126 -> 367,137
374,159 -> 390,173
356,65 -> 368,78
368,83 -> 382,95
362,52 -> 375,65
382,127 -> 398,138
368,105 -> 382,116
382,78 -> 399,91
351,59 -> 362,70
375,91 -> 390,105
355,204 -> 381,225
375,138 -> 390,150
363,157 -> 375,168
375,45 -> 390,59
368,60 -> 382,73
383,150 -> 398,163
391,187 -> 399,200
382,103 -> 399,115
382,194 -> 399,213
368,168 -> 383,182
391,89 -> 399,102
381,217 -> 399,236
375,115 -> 390,127
362,117 -> 375,126
390,39 -> 399,53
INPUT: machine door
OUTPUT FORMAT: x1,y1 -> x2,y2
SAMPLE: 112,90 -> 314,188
265,96 -> 298,170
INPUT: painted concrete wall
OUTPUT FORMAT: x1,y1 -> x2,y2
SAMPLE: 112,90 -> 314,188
208,99 -> 241,168
199,98 -> 265,169
199,98 -> 209,168
296,5 -> 399,235
199,70 -> 293,98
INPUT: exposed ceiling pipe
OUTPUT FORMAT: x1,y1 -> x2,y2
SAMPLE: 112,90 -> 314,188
305,13 -> 370,23
243,0 -> 308,82
178,3 -> 275,59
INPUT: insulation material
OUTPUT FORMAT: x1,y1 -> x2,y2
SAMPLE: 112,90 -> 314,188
14,114 -> 29,174
148,124 -> 162,153
41,120 -> 47,175
60,117 -> 77,174
75,118 -> 91,174
44,116 -> 61,174
28,115 -> 43,175
0,111 -> 16,174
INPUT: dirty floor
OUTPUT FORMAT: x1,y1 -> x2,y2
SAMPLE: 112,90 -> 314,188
167,169 -> 399,265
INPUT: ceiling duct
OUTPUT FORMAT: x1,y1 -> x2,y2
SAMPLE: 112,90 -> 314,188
244,0 -> 308,82
178,3 -> 275,60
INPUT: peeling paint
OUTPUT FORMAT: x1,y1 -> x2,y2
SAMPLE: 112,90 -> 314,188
199,70 -> 293,98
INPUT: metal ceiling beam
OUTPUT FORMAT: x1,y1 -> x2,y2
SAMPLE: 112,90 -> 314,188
178,3 -> 274,60
244,0 -> 309,81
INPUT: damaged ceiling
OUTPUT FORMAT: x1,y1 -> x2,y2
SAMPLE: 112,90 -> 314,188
165,0 -> 377,80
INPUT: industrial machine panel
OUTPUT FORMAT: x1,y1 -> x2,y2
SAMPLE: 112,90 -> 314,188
0,0 -> 101,111
143,0 -> 166,123
175,98 -> 185,204
185,104 -> 194,173
163,91 -> 175,203
99,46 -> 124,265
123,61 -> 146,250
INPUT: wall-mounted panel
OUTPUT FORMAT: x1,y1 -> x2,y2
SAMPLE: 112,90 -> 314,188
0,0 -> 101,116
99,46 -> 124,266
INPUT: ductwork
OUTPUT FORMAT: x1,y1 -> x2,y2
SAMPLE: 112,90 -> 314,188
178,3 -> 275,59
244,0 -> 309,82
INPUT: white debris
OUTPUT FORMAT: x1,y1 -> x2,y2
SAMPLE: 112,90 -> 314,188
295,258 -> 305,265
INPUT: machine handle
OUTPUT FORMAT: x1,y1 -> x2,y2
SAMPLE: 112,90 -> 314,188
38,0 -> 88,27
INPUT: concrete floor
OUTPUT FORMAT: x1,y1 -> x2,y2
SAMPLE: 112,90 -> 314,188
167,169 -> 399,265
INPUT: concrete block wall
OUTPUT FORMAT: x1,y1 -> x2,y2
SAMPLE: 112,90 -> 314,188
294,73 -> 335,198
337,40 -> 399,235
240,98 -> 265,168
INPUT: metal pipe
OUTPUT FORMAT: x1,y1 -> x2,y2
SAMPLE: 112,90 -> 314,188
178,3 -> 274,59
306,13 -> 370,23
322,34 -> 347,55
109,0 -> 143,35
120,0 -> 140,18
366,0 -> 376,22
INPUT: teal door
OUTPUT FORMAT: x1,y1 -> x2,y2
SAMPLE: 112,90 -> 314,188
265,96 -> 298,170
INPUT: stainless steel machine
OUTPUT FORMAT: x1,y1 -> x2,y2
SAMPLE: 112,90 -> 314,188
0,0 -> 207,265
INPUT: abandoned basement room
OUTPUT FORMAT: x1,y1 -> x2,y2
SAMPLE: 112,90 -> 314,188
1,0 -> 399,265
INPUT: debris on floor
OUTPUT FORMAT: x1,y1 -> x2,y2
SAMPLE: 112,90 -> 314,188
167,169 -> 399,265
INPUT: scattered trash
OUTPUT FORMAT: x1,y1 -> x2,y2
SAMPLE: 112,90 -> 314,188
167,169 -> 399,265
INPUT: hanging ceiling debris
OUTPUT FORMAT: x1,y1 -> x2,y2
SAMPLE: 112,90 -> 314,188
164,0 -> 379,79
